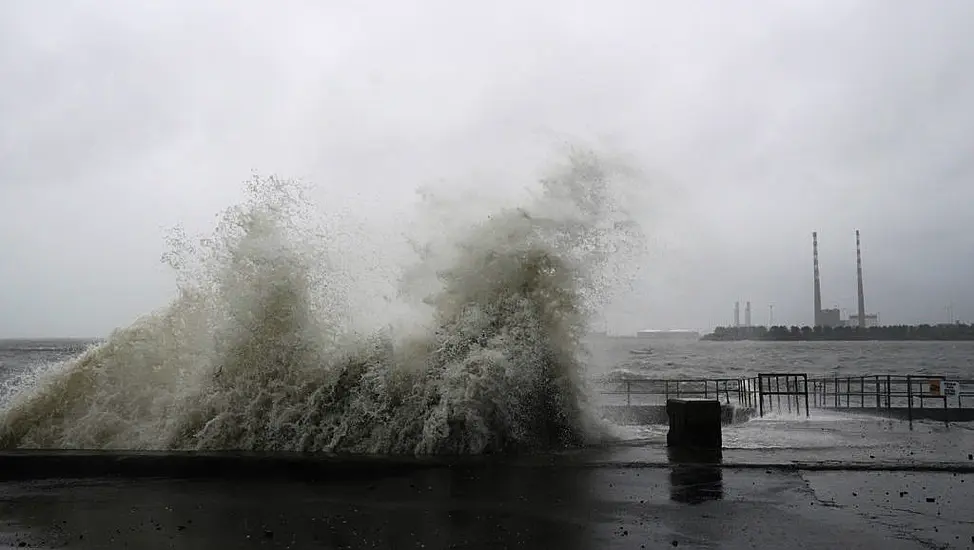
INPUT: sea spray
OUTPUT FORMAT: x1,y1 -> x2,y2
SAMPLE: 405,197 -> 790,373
0,150 -> 645,453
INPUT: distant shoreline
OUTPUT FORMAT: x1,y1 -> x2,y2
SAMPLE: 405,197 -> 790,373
701,324 -> 974,342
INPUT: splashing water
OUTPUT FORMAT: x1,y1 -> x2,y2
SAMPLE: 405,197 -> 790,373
0,151 -> 645,454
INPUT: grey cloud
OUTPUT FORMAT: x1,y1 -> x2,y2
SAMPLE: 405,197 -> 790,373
2,0 -> 973,336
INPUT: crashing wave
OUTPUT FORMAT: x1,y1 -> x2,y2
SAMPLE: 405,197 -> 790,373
0,150 -> 644,454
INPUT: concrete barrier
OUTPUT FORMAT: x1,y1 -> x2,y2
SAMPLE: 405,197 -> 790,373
666,398 -> 722,451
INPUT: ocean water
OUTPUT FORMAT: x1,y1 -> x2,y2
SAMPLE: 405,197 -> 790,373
583,336 -> 974,380
0,339 -> 96,376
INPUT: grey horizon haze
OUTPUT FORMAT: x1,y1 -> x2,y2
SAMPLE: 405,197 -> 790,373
2,1 -> 973,338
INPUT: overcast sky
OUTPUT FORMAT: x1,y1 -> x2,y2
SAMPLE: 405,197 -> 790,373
2,0 -> 973,337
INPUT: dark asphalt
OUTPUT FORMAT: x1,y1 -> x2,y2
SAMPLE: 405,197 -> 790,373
0,456 -> 971,549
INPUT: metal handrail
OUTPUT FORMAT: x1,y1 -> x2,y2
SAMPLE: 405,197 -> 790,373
593,375 -> 808,416
755,373 -> 810,417
805,374 -> 973,424
594,373 -> 972,423
595,377 -> 755,407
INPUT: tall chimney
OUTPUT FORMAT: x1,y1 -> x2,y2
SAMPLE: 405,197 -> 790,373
813,232 -> 822,327
745,301 -> 752,327
734,301 -> 740,328
856,229 -> 866,328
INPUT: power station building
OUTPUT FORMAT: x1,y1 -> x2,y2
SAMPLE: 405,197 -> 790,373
846,313 -> 879,328
819,308 -> 841,328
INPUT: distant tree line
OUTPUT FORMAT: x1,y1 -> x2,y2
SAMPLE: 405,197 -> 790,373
701,323 -> 974,341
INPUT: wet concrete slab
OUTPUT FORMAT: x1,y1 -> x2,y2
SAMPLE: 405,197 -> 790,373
803,470 -> 974,549
0,464 -> 971,549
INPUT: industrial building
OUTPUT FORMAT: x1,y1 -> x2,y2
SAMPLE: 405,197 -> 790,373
819,308 -> 841,328
846,313 -> 880,328
812,230 -> 878,328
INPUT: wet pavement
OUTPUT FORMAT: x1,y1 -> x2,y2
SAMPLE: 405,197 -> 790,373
1,416 -> 973,549
0,464 -> 972,549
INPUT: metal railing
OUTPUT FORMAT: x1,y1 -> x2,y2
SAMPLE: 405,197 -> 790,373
595,373 -> 972,425
756,373 -> 810,418
809,375 -> 974,423
595,375 -> 809,418
596,378 -> 748,407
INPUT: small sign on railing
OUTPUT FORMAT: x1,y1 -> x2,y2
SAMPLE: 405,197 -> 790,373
944,381 -> 960,398
928,379 -> 941,396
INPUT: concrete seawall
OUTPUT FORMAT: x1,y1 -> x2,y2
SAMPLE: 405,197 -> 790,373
601,404 -> 755,425
602,403 -> 974,424
816,406 -> 974,422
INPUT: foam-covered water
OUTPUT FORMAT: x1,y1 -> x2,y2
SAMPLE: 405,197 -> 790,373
0,151 -> 645,454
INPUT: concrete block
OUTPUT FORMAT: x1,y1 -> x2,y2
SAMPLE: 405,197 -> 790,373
666,398 -> 722,451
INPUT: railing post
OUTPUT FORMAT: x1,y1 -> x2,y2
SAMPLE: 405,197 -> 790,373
751,376 -> 761,407
875,375 -> 880,410
886,375 -> 891,411
758,376 -> 764,417
785,376 -> 792,413
907,375 -> 913,426
626,380 -> 631,408
793,376 -> 799,413
794,376 -> 799,413
834,375 -> 839,408
796,376 -> 801,413
943,376 -> 949,427
803,375 -> 810,417
775,377 -> 781,411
